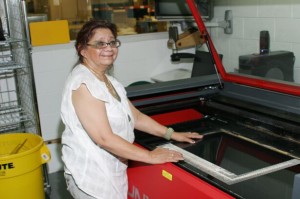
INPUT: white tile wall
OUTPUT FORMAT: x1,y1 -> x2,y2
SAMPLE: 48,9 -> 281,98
230,0 -> 258,17
258,0 -> 292,18
292,0 -> 300,18
275,19 -> 300,43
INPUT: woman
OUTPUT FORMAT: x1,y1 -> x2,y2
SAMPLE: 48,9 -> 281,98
61,19 -> 202,199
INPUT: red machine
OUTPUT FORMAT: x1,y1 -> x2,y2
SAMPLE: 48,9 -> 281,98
126,1 -> 300,199
128,110 -> 235,199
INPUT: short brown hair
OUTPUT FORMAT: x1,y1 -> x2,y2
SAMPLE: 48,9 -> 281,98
75,19 -> 118,63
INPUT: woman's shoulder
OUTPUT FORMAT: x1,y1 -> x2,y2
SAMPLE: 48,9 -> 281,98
71,64 -> 90,77
68,64 -> 95,83
65,64 -> 93,88
70,64 -> 109,100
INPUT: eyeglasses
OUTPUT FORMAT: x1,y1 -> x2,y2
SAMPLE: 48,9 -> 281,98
87,40 -> 121,49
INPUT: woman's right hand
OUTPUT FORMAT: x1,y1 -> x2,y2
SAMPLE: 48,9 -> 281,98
147,147 -> 184,164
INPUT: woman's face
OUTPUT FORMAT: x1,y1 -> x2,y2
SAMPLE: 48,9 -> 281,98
81,28 -> 118,70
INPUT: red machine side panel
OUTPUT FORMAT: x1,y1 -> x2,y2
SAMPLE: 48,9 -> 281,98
127,162 -> 235,199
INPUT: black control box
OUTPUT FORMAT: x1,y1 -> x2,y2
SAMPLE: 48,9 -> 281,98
239,51 -> 295,82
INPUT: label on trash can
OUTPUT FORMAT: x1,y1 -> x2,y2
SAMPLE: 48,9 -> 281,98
0,162 -> 15,176
0,162 -> 14,170
42,153 -> 49,161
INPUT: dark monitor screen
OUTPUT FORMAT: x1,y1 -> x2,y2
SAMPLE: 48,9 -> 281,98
154,0 -> 213,21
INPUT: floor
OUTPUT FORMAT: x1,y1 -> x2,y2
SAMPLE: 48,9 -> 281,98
46,170 -> 72,199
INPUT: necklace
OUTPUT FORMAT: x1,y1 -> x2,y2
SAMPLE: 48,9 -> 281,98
84,63 -> 121,102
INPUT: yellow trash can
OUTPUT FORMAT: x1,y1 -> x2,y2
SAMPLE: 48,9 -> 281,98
0,133 -> 51,199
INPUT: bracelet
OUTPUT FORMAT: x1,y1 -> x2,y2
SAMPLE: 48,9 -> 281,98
163,127 -> 174,140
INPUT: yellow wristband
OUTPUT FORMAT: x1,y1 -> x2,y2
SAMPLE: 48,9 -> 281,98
164,127 -> 174,140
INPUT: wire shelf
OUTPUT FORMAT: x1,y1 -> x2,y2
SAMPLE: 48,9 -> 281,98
0,102 -> 33,133
0,0 -> 39,134
0,61 -> 26,72
0,38 -> 24,45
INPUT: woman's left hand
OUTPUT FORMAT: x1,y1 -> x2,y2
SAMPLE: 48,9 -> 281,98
171,132 -> 203,144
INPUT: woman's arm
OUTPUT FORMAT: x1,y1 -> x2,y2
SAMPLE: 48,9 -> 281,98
72,84 -> 183,163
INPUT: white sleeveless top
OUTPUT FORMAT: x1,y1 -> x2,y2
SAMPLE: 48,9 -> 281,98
61,64 -> 135,199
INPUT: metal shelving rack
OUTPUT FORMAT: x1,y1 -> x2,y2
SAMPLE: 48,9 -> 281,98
0,0 -> 51,196
0,39 -> 36,133
0,1 -> 38,134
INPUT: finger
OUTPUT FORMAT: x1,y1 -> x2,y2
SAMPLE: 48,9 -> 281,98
171,154 -> 184,162
187,132 -> 203,138
169,151 -> 184,160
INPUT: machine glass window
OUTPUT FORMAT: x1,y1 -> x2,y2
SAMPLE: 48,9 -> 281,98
151,0 -> 300,97
208,0 -> 300,95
